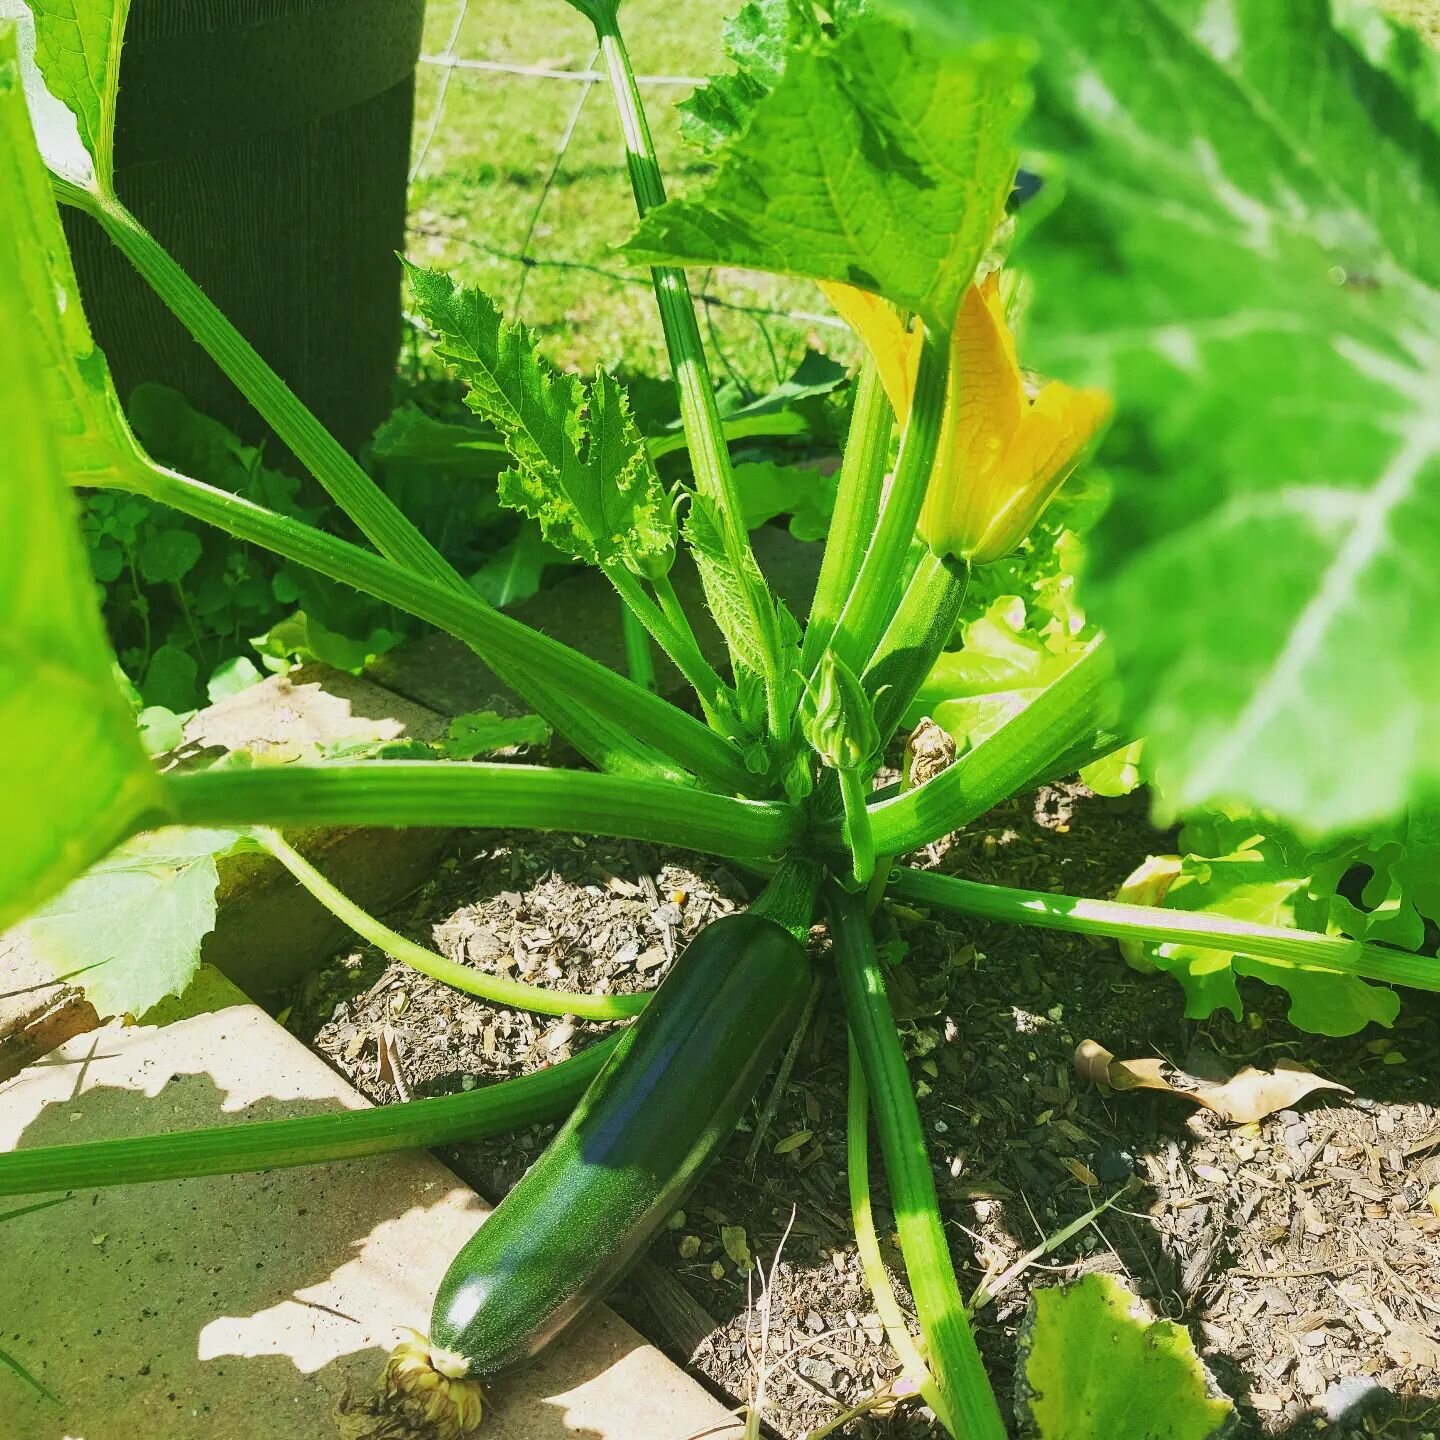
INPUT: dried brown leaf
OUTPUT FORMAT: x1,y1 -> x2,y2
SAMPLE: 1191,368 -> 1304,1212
1075,1039 -> 1351,1124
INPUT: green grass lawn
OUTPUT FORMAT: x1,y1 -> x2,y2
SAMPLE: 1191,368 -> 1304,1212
405,0 -> 854,389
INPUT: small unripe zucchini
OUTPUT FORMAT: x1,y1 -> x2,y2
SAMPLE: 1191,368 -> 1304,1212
430,911 -> 811,1377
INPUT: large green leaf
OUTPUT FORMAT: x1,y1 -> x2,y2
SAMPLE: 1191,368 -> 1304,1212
1333,0 -> 1440,136
23,828 -> 238,1016
678,0 -> 794,151
0,36 -> 164,933
0,22 -> 139,484
1131,811 -> 1402,1036
908,595 -> 1080,752
924,0 -> 1440,835
624,13 -> 1032,333
0,0 -> 128,191
1303,798 -> 1440,952
404,262 -> 676,580
730,459 -> 837,542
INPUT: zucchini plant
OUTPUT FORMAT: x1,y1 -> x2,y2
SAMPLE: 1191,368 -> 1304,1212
3,0 -> 1439,1435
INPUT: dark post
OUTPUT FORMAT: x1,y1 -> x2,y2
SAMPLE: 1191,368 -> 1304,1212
64,0 -> 428,456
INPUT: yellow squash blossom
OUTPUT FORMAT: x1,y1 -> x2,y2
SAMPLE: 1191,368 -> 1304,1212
821,274 -> 1111,565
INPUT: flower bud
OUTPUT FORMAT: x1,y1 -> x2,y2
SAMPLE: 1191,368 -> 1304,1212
801,652 -> 880,772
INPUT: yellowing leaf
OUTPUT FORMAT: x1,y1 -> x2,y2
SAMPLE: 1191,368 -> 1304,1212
1112,854 -> 1183,971
720,1224 -> 753,1272
1076,1040 -> 1351,1126
1018,1273 -> 1233,1440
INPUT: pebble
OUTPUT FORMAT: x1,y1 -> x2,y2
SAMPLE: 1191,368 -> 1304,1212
1317,1376 -> 1390,1422
796,1357 -> 838,1392
1095,1145 -> 1136,1183
804,1310 -> 825,1334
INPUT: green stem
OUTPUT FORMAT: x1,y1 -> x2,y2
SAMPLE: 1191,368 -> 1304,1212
593,19 -> 787,746
77,190 -> 463,596
827,885 -> 1004,1439
0,1037 -> 620,1198
165,762 -> 800,859
839,768 -> 876,888
258,829 -> 648,1021
746,854 -> 822,943
651,571 -> 710,677
824,327 -> 949,679
619,600 -> 657,691
172,579 -> 207,671
865,551 -> 969,746
126,460 -> 752,791
804,356 -> 893,671
847,1038 -> 956,1433
606,563 -> 730,720
887,868 -> 1440,992
854,637 -> 1114,857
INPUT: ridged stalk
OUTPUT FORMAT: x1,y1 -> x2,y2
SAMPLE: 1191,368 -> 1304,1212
0,1038 -> 619,1198
164,763 -> 801,860
888,867 -> 1440,992
828,886 -> 1004,1439
804,357 -> 893,669
259,829 -> 649,1021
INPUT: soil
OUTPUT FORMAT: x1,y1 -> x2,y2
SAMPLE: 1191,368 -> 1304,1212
290,785 -> 1440,1440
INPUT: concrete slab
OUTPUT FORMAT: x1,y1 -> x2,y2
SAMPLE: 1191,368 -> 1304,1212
175,663 -> 449,762
0,967 -> 741,1440
172,663 -> 455,1000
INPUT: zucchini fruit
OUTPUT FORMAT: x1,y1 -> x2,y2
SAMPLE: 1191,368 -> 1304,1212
429,911 -> 811,1377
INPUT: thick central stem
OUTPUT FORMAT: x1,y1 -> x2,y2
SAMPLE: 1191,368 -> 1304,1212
822,326 -> 950,681
594,22 -> 788,746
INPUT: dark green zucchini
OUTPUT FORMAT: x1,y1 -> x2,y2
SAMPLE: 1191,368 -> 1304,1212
430,911 -> 811,1376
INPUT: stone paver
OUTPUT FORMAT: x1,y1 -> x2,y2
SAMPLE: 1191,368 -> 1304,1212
171,663 -> 454,999
1,967 -> 741,1440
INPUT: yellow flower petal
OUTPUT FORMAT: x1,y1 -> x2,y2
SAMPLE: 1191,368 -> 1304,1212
920,274 -> 1110,564
818,280 -> 921,418
824,269 -> 1110,566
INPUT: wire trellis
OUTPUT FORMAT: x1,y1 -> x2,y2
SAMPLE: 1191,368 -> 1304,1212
420,54 -> 703,85
407,7 -> 845,388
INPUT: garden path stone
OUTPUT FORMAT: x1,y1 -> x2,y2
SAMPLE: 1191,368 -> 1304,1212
0,965 -> 741,1440
172,662 -> 455,1000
